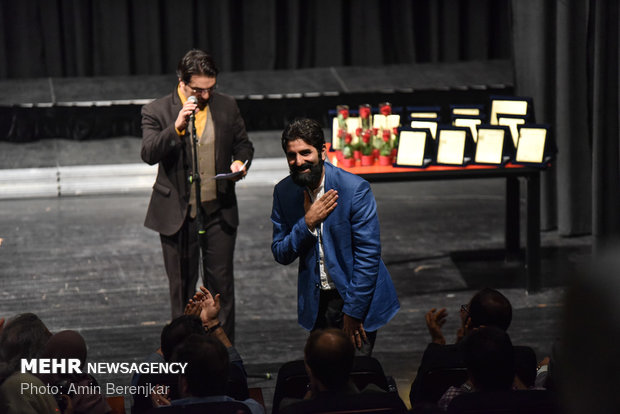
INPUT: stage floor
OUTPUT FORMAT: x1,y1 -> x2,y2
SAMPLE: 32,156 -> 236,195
0,135 -> 591,411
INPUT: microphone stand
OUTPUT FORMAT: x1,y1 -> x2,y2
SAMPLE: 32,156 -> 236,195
188,114 -> 209,284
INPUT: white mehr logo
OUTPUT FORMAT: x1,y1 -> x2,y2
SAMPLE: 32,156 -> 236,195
21,358 -> 82,374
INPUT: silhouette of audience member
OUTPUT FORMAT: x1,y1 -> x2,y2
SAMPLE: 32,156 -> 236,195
0,313 -> 60,414
36,330 -> 111,414
437,326 -> 515,410
306,328 -> 356,395
280,329 -> 406,414
131,314 -> 204,414
409,288 -> 513,406
144,287 -> 253,410
150,334 -> 264,413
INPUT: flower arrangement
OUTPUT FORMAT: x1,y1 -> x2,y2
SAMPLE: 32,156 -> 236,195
341,133 -> 356,167
335,105 -> 349,150
361,129 -> 373,156
359,104 -> 372,131
380,129 -> 392,156
380,102 -> 392,117
334,102 -> 400,168
375,102 -> 398,165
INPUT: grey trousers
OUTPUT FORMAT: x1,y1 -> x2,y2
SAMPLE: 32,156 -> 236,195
160,212 -> 237,342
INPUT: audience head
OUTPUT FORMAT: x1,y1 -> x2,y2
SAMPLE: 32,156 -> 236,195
36,330 -> 89,387
462,326 -> 515,392
160,315 -> 204,362
304,328 -> 355,392
41,330 -> 87,368
0,313 -> 51,364
172,334 -> 229,397
0,313 -> 52,383
466,288 -> 512,331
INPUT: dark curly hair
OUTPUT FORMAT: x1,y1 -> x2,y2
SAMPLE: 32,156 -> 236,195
281,118 -> 325,154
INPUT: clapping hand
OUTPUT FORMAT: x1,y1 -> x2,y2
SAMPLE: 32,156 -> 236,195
189,286 -> 221,328
425,308 -> 447,345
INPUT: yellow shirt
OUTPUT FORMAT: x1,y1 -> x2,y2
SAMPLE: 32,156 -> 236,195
176,85 -> 206,137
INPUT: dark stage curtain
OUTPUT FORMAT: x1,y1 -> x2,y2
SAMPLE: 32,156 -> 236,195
511,0 -> 620,246
0,0 -> 511,78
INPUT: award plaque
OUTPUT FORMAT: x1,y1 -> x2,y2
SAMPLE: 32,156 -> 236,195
436,127 -> 473,166
453,117 -> 482,142
394,128 -> 433,167
407,106 -> 441,120
474,126 -> 513,165
450,104 -> 483,117
373,114 -> 400,130
515,126 -> 549,164
490,96 -> 531,125
497,114 -> 527,148
410,119 -> 438,139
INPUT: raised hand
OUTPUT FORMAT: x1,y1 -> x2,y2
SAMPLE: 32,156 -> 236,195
190,286 -> 221,328
174,99 -> 198,132
425,308 -> 448,345
304,189 -> 338,231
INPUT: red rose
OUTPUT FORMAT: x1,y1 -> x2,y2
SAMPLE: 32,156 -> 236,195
380,105 -> 391,116
362,135 -> 370,144
355,127 -> 362,137
339,109 -> 349,119
392,127 -> 399,136
373,128 -> 379,136
345,134 -> 352,144
382,129 -> 391,142
363,130 -> 371,141
359,107 -> 371,119
338,128 -> 346,139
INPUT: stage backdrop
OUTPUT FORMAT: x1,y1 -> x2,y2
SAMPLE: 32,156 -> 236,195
0,0 -> 511,78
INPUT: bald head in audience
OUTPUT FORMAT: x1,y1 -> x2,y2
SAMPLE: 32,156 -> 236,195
304,328 -> 355,392
467,287 -> 513,331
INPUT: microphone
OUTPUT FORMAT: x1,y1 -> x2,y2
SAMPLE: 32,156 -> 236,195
187,96 -> 198,136
188,95 -> 198,122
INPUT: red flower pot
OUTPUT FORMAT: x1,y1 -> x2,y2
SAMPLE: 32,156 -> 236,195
372,149 -> 380,158
354,150 -> 362,160
361,155 -> 375,166
342,157 -> 356,168
379,155 -> 393,166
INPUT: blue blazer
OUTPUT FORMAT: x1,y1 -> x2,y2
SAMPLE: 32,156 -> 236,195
271,162 -> 400,331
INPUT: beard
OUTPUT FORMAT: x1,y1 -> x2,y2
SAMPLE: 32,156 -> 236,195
290,158 -> 324,189
197,96 -> 209,109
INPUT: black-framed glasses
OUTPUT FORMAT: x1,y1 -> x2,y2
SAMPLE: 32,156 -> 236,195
188,84 -> 217,95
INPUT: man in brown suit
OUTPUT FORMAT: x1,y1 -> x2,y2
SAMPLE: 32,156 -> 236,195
141,49 -> 253,342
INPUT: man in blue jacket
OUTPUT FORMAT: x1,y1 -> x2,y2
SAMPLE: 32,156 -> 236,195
271,118 -> 399,354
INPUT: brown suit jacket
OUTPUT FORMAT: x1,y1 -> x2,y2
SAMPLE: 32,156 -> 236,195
141,90 -> 254,236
